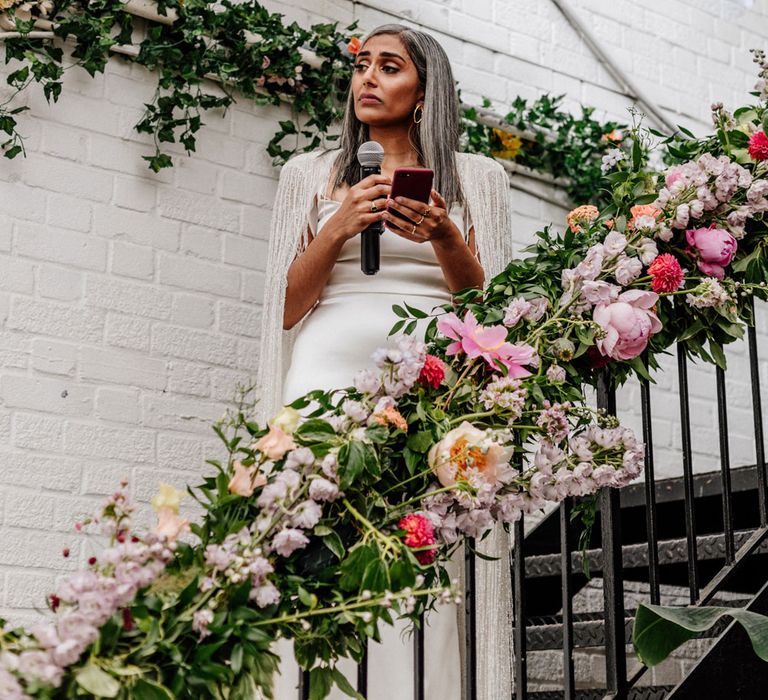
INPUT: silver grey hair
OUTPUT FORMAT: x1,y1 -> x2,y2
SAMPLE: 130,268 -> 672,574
328,24 -> 464,210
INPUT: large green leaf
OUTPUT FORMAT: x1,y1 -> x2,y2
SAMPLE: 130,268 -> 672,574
75,662 -> 120,698
633,603 -> 768,667
132,678 -> 174,700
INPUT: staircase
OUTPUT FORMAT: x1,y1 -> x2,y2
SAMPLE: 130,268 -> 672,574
515,463 -> 768,699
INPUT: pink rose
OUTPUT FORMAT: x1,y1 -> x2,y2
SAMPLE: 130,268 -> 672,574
685,225 -> 737,279
593,289 -> 662,361
254,425 -> 296,460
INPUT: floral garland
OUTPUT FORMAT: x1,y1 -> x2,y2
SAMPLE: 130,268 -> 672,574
0,0 -> 622,193
0,56 -> 766,700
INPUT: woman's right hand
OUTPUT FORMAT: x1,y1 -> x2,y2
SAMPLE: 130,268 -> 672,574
327,174 -> 391,241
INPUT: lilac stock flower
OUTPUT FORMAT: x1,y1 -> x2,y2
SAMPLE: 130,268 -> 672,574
309,477 -> 340,502
0,668 -> 28,700
251,582 -> 281,608
271,528 -> 309,557
193,609 -> 214,640
291,500 -> 322,530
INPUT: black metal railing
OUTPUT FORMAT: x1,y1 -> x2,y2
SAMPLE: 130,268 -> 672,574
295,302 -> 766,699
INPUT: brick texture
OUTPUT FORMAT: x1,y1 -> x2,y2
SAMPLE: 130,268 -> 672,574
0,0 -> 767,631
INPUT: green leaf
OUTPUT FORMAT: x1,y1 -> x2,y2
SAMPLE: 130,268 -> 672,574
392,304 -> 409,318
76,663 -> 120,698
633,603 -> 768,667
309,667 -> 334,700
332,667 -> 364,699
406,430 -> 433,454
322,530 -> 345,559
132,678 -> 174,700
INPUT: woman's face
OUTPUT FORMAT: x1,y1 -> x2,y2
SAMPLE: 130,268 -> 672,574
351,34 -> 424,127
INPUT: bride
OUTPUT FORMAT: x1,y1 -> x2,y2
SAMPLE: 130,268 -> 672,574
257,23 -> 514,700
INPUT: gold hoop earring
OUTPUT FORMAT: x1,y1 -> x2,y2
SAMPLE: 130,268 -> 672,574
413,104 -> 423,124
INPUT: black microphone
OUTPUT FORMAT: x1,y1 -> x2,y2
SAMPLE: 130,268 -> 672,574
357,141 -> 385,275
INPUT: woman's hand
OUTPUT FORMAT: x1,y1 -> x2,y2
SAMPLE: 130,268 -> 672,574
384,189 -> 458,244
326,174 -> 391,241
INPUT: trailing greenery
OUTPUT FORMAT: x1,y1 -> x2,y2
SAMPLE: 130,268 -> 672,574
1,0 -> 625,189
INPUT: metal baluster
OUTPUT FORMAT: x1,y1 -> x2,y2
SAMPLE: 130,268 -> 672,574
640,354 -> 660,604
464,540 -> 477,700
748,298 -> 767,526
299,669 -> 310,700
716,365 -> 736,564
597,371 -> 626,697
677,344 -> 700,602
560,498 -> 575,699
512,517 -> 527,700
358,641 -> 368,699
413,616 -> 424,700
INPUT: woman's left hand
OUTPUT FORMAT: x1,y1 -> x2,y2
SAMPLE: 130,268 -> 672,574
384,189 -> 458,244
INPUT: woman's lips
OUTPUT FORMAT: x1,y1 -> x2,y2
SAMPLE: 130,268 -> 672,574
359,95 -> 382,104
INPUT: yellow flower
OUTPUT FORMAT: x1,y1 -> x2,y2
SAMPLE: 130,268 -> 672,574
0,0 -> 18,10
491,128 -> 522,160
151,483 -> 184,514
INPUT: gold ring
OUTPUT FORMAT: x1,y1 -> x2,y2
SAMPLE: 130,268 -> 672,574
371,202 -> 378,213
410,224 -> 417,235
416,215 -> 425,225
423,207 -> 431,217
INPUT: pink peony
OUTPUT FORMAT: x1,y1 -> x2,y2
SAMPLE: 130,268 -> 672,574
398,513 -> 437,565
685,225 -> 737,280
647,253 -> 684,293
418,354 -> 446,389
748,130 -> 768,161
437,310 -> 535,376
254,425 -> 296,460
593,290 -> 663,361
427,421 -> 515,487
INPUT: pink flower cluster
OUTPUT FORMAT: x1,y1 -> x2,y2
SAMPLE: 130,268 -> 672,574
685,225 -> 737,279
0,524 -> 173,695
479,375 -> 528,419
593,290 -> 662,361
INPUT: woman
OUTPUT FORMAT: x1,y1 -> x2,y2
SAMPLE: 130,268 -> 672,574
257,24 -> 514,700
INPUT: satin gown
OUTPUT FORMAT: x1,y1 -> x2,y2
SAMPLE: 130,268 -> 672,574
275,190 -> 468,700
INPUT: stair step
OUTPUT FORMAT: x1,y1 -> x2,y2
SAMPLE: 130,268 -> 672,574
524,529 -> 767,578
526,614 -> 730,651
528,687 -> 674,700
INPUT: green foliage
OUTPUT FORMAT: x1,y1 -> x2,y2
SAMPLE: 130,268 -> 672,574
633,602 -> 768,667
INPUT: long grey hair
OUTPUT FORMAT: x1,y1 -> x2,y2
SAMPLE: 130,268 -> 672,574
328,24 -> 464,210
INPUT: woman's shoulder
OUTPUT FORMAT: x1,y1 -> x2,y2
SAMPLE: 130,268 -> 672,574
455,151 -> 506,177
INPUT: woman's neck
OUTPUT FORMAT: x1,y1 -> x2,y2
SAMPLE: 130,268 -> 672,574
368,124 -> 421,170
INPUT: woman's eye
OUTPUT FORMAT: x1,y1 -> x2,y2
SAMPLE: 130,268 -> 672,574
381,66 -> 398,73
354,63 -> 369,71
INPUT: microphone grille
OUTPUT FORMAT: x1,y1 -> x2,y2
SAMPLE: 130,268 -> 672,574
357,141 -> 384,167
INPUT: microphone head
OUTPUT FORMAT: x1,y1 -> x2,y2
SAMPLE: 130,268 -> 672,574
357,141 -> 384,168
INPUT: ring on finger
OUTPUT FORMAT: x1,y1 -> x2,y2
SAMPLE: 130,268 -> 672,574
416,215 -> 425,225
423,207 -> 431,217
410,223 -> 417,235
371,201 -> 379,213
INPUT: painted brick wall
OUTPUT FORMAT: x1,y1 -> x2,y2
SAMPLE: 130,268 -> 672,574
0,0 -> 767,626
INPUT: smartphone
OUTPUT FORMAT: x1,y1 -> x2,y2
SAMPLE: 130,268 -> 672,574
388,167 -> 434,223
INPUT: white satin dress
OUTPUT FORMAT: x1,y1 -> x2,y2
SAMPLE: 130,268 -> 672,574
274,188 -> 469,700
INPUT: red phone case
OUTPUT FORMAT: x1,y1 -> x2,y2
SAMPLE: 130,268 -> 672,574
388,167 -> 434,222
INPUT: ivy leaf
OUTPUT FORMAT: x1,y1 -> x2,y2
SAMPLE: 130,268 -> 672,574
132,678 -> 174,700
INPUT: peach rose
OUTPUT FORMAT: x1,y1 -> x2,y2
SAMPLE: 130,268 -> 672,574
154,507 -> 189,542
254,425 -> 296,460
228,460 -> 267,497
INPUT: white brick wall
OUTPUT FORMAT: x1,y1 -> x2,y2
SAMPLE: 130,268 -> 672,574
0,0 -> 767,624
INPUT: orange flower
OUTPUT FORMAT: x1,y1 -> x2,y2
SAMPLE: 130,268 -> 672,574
374,406 -> 408,432
566,205 -> 599,233
228,460 -> 267,497
347,36 -> 362,55
254,425 -> 296,460
601,129 -> 623,142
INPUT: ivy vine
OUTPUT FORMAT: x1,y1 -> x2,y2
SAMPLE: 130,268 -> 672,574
1,0 -> 625,203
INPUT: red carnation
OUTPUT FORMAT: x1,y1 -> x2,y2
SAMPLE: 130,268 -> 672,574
748,130 -> 768,161
647,253 -> 684,293
418,354 -> 446,389
398,513 -> 437,565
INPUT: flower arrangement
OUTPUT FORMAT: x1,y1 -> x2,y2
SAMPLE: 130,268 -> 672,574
1,49 -> 767,700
